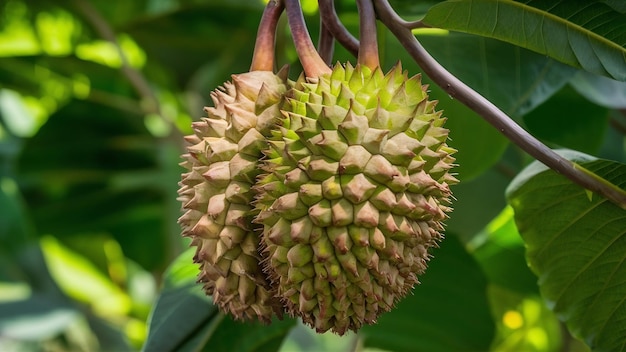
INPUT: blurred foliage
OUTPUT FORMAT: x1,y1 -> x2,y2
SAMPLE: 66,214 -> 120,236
0,0 -> 624,351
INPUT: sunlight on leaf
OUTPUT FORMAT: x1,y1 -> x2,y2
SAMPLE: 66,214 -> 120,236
0,282 -> 30,302
489,287 -> 565,352
75,34 -> 146,69
40,235 -> 132,317
301,0 -> 319,15
412,28 -> 449,36
0,0 -> 40,56
0,89 -> 39,137
35,10 -> 77,56
468,206 -> 538,294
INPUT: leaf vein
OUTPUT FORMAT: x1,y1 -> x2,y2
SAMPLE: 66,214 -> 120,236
535,196 -> 603,259
553,215 -> 626,308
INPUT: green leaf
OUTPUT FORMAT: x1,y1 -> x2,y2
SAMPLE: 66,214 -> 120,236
523,85 -> 610,154
360,235 -> 495,351
40,235 -> 132,317
144,247 -> 296,351
507,158 -> 626,351
204,316 -> 296,352
570,70 -> 626,109
143,247 -> 218,351
0,295 -> 77,340
0,177 -> 32,247
0,176 -> 60,294
417,32 -> 577,117
507,149 -> 598,192
446,163 -> 513,242
422,0 -> 626,81
468,206 -> 538,294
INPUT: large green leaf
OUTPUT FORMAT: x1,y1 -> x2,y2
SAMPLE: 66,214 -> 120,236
143,248 -> 297,352
417,33 -> 577,118
204,316 -> 296,352
422,0 -> 626,81
143,247 -> 219,352
523,85 -> 610,154
507,157 -> 626,351
360,235 -> 495,351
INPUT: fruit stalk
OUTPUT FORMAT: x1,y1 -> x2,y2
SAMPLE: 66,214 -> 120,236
285,0 -> 332,77
318,17 -> 335,65
318,0 -> 359,57
374,0 -> 626,209
356,0 -> 379,69
251,0 -> 285,71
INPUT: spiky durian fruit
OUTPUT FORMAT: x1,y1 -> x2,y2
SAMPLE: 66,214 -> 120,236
177,68 -> 288,322
254,62 -> 457,334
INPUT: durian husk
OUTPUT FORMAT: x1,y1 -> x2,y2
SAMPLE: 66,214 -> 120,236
178,68 -> 288,323
254,62 -> 458,334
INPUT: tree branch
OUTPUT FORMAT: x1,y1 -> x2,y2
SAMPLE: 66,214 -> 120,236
374,0 -> 626,209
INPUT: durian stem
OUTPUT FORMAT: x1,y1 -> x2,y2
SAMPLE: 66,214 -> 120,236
318,17 -> 335,65
374,0 -> 626,210
250,0 -> 285,71
285,0 -> 332,77
318,0 -> 360,57
357,0 -> 380,69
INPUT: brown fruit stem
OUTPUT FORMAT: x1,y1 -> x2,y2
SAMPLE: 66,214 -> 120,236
318,0 -> 359,57
250,0 -> 285,71
285,0 -> 332,77
318,17 -> 335,65
357,0 -> 379,69
374,0 -> 626,210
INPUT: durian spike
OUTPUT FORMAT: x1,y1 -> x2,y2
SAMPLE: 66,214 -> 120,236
250,0 -> 285,71
356,0 -> 380,69
285,0 -> 332,77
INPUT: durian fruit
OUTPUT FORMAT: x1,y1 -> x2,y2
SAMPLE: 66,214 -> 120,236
177,68 -> 288,323
177,1 -> 287,323
254,62 -> 457,334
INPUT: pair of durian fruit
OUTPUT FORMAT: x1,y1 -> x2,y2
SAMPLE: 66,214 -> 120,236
177,1 -> 456,335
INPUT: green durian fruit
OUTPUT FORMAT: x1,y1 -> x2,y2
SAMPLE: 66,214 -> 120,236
178,68 -> 288,322
254,62 -> 457,334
